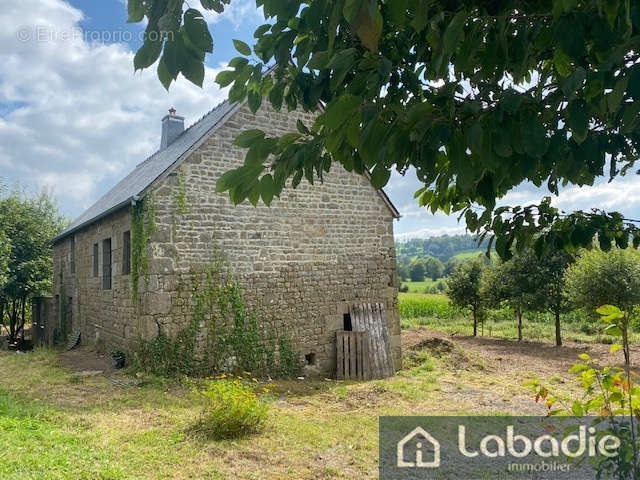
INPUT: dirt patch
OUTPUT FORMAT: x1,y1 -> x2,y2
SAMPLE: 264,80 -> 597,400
400,328 -> 640,415
58,347 -> 114,373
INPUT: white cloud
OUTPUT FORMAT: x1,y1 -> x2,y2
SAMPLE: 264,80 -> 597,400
0,0 -> 229,217
191,0 -> 265,29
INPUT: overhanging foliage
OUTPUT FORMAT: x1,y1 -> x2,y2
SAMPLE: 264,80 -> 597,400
129,0 -> 640,258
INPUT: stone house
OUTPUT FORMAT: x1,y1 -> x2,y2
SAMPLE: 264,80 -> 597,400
49,100 -> 401,377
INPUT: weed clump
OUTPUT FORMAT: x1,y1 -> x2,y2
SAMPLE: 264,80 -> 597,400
194,379 -> 268,440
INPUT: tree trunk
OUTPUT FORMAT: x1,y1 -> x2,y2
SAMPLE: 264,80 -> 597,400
554,309 -> 562,347
20,295 -> 26,342
472,309 -> 477,337
517,310 -> 523,341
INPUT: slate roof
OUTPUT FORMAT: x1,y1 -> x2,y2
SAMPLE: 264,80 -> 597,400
53,99 -> 399,243
53,100 -> 239,243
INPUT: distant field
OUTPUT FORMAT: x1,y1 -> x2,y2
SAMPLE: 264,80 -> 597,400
451,250 -> 484,261
399,279 -> 444,293
398,292 -> 640,344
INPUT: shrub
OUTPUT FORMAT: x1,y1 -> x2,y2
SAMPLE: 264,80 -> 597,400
195,379 -> 269,440
565,248 -> 640,313
399,283 -> 409,293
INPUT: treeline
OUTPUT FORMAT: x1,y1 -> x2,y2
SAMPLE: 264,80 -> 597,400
395,234 -> 485,263
447,247 -> 640,346
0,186 -> 65,346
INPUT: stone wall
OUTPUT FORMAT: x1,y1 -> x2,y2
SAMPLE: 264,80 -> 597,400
52,101 -> 401,377
52,207 -> 137,350
145,102 -> 401,376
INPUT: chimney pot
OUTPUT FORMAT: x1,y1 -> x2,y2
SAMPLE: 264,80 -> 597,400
160,108 -> 184,149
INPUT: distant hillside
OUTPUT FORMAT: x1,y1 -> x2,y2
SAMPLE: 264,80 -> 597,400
395,234 -> 486,264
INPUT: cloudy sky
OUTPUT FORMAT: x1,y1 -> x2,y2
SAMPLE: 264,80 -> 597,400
1,0 -> 639,240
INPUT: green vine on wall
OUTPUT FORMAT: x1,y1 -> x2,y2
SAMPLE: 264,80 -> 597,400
173,167 -> 188,216
134,248 -> 301,378
130,195 -> 156,301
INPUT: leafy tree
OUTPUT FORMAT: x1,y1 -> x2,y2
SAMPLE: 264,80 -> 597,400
481,252 -> 541,341
0,189 -> 65,345
396,260 -> 409,282
423,256 -> 444,280
130,1 -> 640,256
565,248 -> 640,319
408,260 -> 425,282
446,259 -> 486,337
527,248 -> 573,346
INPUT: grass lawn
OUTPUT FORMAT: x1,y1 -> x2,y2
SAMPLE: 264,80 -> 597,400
0,330 -> 590,480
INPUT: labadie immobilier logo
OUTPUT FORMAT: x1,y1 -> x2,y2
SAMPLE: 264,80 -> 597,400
379,416 -> 623,479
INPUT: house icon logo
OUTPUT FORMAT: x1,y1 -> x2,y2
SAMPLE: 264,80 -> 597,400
397,427 -> 441,468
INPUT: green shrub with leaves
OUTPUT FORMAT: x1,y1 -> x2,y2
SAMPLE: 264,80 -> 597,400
194,378 -> 269,440
530,305 -> 640,479
565,249 -> 640,316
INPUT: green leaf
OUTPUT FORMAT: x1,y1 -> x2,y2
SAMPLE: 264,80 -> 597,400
215,70 -> 236,87
442,9 -> 467,56
569,363 -> 589,373
571,401 -> 584,417
233,129 -> 265,148
343,0 -> 383,52
296,119 -> 310,135
216,168 -> 243,192
233,39 -> 252,56
183,9 -> 213,53
561,67 -> 586,98
260,174 -> 276,206
578,353 -> 591,361
370,164 -> 391,189
604,324 -> 623,336
181,56 -> 205,87
157,59 -> 172,90
567,102 -> 589,144
522,115 -> 549,158
596,305 -> 623,317
320,94 -> 362,128
610,344 -> 622,354
254,24 -> 271,38
308,51 -> 329,70
247,90 -> 262,113
134,38 -> 163,70
127,0 -> 145,23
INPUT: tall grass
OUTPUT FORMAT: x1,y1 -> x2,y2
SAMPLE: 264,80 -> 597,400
398,292 -> 640,344
398,293 -> 461,319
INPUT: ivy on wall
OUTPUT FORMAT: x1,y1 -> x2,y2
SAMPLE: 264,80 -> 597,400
134,248 -> 301,378
130,195 -> 156,301
173,167 -> 188,216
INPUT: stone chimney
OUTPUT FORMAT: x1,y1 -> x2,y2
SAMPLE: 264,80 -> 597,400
160,107 -> 184,149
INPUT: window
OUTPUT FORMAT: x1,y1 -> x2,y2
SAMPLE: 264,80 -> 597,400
102,238 -> 112,290
122,231 -> 131,275
70,237 -> 76,274
343,313 -> 353,331
93,243 -> 99,277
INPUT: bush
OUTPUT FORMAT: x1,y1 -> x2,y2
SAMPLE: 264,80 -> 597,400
195,379 -> 269,440
565,248 -> 640,313
399,283 -> 409,293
